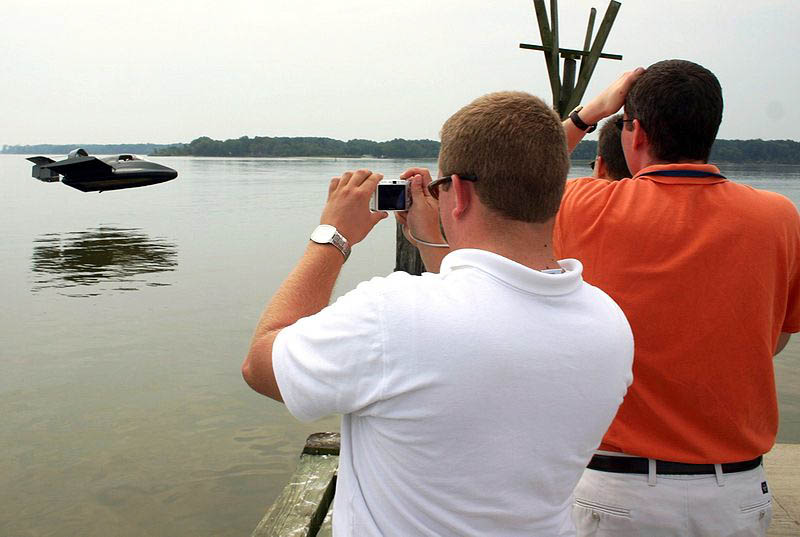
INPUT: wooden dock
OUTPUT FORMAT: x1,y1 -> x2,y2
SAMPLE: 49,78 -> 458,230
251,434 -> 799,537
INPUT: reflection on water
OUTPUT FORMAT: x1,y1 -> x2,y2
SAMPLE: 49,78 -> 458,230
30,226 -> 177,297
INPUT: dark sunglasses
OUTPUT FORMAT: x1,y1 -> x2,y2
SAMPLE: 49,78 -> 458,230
589,160 -> 596,170
428,174 -> 478,200
615,117 -> 635,130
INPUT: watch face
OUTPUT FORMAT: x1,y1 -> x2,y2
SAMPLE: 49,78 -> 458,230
310,225 -> 336,244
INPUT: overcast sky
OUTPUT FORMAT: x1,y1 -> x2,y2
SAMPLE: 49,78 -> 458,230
2,0 -> 797,145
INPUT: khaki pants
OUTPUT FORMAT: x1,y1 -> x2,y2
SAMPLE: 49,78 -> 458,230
572,465 -> 772,537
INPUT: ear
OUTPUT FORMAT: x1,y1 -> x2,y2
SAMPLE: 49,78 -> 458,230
631,119 -> 649,151
450,173 -> 472,219
593,156 -> 606,179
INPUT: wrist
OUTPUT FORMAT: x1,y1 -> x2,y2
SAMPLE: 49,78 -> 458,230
576,103 -> 606,127
310,224 -> 351,261
569,106 -> 599,133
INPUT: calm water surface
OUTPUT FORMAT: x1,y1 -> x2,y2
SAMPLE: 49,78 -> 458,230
2,155 -> 799,536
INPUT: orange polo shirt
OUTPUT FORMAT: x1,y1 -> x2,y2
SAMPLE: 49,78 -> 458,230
555,163 -> 800,463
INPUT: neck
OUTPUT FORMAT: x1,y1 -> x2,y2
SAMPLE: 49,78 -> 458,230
450,217 -> 561,271
630,152 -> 707,175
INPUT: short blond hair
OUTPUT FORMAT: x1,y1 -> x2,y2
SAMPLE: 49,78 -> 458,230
438,91 -> 568,223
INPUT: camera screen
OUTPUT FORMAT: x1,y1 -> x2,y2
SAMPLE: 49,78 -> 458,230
377,184 -> 407,210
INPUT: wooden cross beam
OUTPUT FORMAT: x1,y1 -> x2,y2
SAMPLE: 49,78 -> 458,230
520,0 -> 623,119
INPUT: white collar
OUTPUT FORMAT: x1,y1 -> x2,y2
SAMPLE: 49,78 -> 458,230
439,249 -> 583,296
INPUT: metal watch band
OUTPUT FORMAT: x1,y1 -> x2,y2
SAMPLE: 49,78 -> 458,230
310,225 -> 351,262
329,230 -> 351,261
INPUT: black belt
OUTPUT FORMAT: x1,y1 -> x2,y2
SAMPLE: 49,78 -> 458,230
587,454 -> 763,475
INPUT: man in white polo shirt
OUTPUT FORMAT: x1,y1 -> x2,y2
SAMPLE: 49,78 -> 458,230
242,91 -> 634,536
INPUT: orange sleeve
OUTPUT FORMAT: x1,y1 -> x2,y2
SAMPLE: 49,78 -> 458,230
782,205 -> 800,333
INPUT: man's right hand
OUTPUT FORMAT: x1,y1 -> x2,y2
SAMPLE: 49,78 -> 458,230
579,67 -> 646,126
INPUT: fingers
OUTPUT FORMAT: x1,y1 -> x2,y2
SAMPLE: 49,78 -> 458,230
400,167 -> 433,183
338,171 -> 353,187
621,66 -> 646,92
408,174 -> 428,202
328,177 -> 340,200
339,169 -> 382,189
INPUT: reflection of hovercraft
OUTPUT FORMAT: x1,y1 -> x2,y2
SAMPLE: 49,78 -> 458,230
27,148 -> 178,192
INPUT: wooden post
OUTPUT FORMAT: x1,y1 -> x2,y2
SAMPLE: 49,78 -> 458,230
548,0 -> 561,111
579,8 -> 598,80
560,56 -> 577,118
395,224 -> 426,275
564,1 -> 622,115
520,1 -> 622,118
532,0 -> 559,111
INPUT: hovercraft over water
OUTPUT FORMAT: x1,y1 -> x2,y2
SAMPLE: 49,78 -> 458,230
27,148 -> 178,192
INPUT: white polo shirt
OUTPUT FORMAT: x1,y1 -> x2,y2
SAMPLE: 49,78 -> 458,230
273,248 -> 633,537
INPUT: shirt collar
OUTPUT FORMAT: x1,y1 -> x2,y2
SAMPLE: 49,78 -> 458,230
632,163 -> 727,185
439,248 -> 583,296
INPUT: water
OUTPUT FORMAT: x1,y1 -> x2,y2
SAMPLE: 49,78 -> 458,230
1,155 -> 799,536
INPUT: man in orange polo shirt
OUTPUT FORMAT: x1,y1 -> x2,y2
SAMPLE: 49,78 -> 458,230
556,60 -> 800,536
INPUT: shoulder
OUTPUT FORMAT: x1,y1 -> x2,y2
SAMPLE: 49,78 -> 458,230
562,176 -> 627,205
724,181 -> 800,221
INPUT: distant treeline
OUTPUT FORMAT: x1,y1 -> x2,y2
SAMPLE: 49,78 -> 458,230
570,139 -> 800,164
1,143 -> 174,155
152,136 -> 441,159
5,137 -> 800,164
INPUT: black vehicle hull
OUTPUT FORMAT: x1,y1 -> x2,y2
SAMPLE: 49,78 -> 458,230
62,167 -> 178,192
28,151 -> 178,192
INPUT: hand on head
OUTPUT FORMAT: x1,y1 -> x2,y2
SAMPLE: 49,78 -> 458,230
320,169 -> 388,245
581,67 -> 646,125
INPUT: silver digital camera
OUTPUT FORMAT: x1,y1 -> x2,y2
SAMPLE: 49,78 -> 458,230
370,178 -> 410,212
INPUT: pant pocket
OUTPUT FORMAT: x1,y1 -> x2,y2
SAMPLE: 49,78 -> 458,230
573,497 -> 638,537
739,497 -> 772,534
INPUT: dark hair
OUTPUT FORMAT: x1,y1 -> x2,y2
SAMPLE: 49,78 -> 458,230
624,59 -> 722,162
597,114 -> 631,180
438,91 -> 568,223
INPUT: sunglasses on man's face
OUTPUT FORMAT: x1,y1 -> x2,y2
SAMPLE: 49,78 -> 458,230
615,117 -> 635,130
427,174 -> 479,200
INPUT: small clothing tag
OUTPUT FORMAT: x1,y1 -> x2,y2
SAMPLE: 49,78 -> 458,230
761,481 -> 769,494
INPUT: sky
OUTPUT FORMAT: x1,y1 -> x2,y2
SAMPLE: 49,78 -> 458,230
2,0 -> 798,145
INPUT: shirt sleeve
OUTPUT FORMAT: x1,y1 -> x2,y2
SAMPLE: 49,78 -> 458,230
272,278 -> 387,422
782,202 -> 800,333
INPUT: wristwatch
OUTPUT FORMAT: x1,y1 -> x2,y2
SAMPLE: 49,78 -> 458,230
310,224 -> 351,262
569,106 -> 597,133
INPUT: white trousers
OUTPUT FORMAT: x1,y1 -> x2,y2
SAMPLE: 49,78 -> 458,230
572,465 -> 772,537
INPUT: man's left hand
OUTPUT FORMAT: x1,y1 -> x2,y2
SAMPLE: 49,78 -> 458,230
320,169 -> 388,246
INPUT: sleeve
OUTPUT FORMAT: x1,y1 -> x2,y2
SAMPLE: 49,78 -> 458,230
272,278 -> 387,422
781,202 -> 800,333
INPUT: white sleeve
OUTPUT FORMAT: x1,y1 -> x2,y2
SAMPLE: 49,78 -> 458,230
272,278 -> 387,422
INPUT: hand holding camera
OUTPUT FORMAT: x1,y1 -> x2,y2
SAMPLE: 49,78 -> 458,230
319,169 -> 388,247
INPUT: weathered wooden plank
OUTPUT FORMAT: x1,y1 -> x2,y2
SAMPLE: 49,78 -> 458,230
582,8 -> 597,54
251,451 -> 338,537
519,43 -> 622,61
579,8 -> 598,81
395,223 -> 426,275
532,0 -> 560,111
564,0 -> 622,115
304,432 -> 341,456
317,508 -> 334,537
765,443 -> 800,536
548,0 -> 560,112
